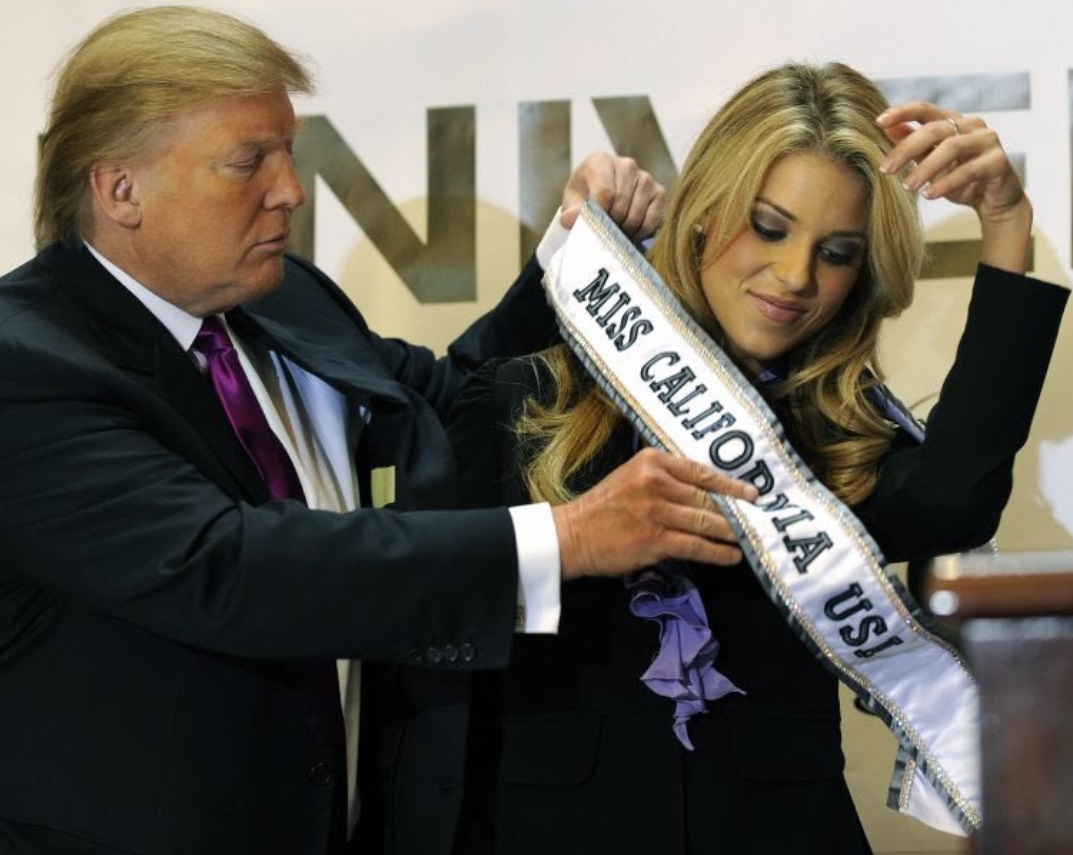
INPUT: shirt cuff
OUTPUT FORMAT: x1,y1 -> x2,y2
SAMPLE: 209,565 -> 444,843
535,207 -> 570,271
508,503 -> 562,634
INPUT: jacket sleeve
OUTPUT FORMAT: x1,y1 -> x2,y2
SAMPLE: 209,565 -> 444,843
369,256 -> 558,418
855,264 -> 1068,564
0,320 -> 520,669
446,357 -> 545,510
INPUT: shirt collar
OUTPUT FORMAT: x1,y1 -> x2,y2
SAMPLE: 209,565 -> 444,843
754,358 -> 788,387
84,241 -> 204,351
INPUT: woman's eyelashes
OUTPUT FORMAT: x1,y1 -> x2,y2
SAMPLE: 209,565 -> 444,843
750,215 -> 862,268
819,242 -> 863,266
750,216 -> 785,242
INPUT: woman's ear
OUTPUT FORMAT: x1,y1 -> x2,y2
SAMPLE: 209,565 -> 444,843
691,222 -> 707,260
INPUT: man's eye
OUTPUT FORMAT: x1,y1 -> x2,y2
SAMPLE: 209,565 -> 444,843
232,153 -> 264,172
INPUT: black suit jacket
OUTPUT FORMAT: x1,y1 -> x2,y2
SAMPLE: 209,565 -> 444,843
377,264 -> 1068,855
0,242 -> 557,855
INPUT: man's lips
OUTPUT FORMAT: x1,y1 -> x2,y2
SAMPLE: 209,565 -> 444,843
256,230 -> 290,250
749,292 -> 806,325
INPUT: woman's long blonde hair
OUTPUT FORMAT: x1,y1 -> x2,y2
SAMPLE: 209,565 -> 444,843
520,62 -> 925,507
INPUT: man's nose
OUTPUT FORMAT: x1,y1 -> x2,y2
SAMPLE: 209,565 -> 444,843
268,155 -> 306,211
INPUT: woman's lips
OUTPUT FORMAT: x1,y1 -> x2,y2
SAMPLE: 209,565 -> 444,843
749,292 -> 806,325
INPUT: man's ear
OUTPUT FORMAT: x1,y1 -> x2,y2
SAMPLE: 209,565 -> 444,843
89,165 -> 142,229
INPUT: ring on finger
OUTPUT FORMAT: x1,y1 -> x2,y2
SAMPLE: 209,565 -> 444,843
945,116 -> 961,136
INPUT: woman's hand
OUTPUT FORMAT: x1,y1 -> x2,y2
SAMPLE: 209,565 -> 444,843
876,101 -> 1032,274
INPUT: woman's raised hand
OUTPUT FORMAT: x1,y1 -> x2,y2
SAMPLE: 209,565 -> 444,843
877,101 -> 1032,273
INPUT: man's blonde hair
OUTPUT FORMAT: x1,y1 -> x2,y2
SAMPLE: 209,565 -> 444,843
35,5 -> 313,249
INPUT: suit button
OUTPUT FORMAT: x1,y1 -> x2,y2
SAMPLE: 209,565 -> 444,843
307,762 -> 334,787
425,646 -> 443,665
442,644 -> 459,663
459,643 -> 476,662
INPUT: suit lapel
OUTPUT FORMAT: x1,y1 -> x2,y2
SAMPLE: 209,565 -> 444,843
41,244 -> 269,502
235,267 -> 461,511
43,246 -> 453,512
230,304 -> 408,409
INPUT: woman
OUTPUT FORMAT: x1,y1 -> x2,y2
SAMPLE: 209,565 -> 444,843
440,62 -> 1067,854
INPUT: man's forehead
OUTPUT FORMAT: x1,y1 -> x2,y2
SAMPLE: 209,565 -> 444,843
158,93 -> 298,145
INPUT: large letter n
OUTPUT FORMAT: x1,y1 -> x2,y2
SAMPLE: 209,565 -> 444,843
292,109 -> 476,303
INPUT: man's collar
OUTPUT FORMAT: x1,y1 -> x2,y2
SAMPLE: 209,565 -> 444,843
83,241 -> 202,351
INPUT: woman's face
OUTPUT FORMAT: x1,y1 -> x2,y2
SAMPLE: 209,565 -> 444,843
699,151 -> 869,377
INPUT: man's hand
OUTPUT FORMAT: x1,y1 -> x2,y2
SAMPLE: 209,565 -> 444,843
559,151 -> 665,241
552,448 -> 759,581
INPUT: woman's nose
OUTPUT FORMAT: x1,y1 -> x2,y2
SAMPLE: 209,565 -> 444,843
772,242 -> 813,290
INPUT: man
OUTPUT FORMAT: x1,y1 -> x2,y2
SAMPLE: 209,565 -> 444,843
0,7 -> 753,854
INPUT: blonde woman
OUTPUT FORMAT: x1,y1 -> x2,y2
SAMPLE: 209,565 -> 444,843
374,63 -> 1067,855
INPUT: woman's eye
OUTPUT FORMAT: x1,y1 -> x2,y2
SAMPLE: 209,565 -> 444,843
820,244 -> 860,266
751,218 -> 784,241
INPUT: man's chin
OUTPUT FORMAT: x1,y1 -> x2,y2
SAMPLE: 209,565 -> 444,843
252,258 -> 287,293
210,265 -> 286,313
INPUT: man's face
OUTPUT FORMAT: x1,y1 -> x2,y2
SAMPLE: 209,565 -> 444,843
121,90 -> 305,316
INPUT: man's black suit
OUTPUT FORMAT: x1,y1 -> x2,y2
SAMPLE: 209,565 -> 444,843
0,242 -> 556,855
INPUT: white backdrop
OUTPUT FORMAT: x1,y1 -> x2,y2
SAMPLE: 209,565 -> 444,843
2,3 -> 1071,847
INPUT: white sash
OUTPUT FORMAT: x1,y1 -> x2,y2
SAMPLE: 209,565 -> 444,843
543,201 -> 980,835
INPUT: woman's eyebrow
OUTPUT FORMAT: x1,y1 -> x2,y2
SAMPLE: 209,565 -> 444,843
754,197 -> 867,239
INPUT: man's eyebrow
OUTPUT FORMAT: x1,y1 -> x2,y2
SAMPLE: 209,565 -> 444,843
224,132 -> 297,155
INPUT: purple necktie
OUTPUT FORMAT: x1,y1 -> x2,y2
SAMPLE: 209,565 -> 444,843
193,316 -> 305,502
